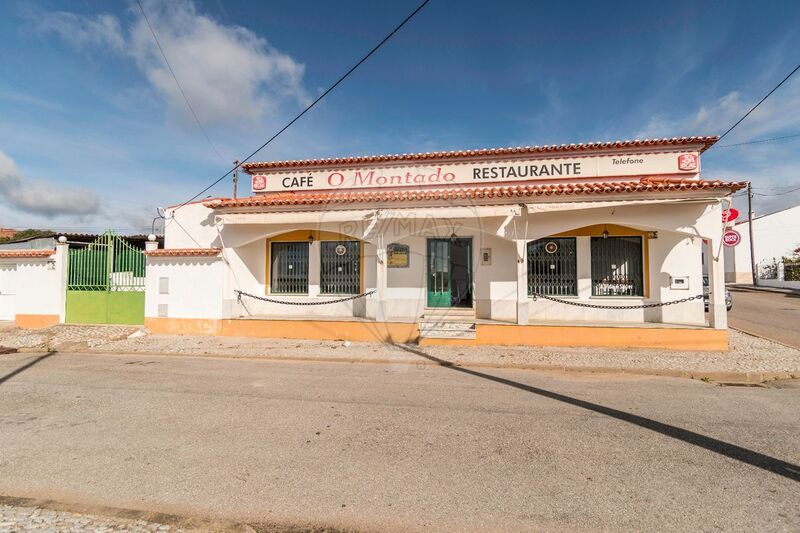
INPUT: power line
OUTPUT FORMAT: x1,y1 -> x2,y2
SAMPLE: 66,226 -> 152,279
715,133 -> 800,148
753,184 -> 800,196
713,61 -> 800,145
136,0 -> 226,164
751,182 -> 800,191
172,0 -> 432,212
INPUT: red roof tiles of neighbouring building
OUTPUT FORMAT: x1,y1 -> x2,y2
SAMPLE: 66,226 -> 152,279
204,178 -> 746,209
144,248 -> 222,257
240,136 -> 719,172
0,249 -> 55,258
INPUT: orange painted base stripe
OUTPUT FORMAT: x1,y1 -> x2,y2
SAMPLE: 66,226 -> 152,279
15,314 -> 60,329
476,324 -> 728,351
144,318 -> 728,351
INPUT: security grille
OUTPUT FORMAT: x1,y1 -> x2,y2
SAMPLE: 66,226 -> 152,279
591,236 -> 643,296
271,242 -> 309,294
527,237 -> 577,296
321,241 -> 360,294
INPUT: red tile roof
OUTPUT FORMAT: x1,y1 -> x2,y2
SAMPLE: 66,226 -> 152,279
0,249 -> 55,258
241,136 -> 719,172
145,248 -> 221,257
205,178 -> 746,209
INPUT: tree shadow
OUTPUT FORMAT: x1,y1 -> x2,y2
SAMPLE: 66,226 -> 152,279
0,352 -> 56,386
393,343 -> 800,482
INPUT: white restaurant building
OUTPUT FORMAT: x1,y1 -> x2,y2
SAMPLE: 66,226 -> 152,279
140,136 -> 744,350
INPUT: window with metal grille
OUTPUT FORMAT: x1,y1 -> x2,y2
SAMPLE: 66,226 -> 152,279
270,242 -> 309,294
320,241 -> 360,294
590,236 -> 644,296
527,238 -> 577,296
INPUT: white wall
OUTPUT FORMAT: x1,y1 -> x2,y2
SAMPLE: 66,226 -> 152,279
145,257 -> 225,319
0,252 -> 63,319
164,202 -> 221,249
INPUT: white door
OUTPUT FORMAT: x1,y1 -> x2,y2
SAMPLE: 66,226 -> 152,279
0,264 -> 17,321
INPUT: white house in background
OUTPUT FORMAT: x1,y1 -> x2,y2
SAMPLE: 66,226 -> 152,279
140,136 -> 743,351
724,204 -> 800,285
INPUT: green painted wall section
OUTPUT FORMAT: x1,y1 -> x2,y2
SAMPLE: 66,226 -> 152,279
66,291 -> 144,325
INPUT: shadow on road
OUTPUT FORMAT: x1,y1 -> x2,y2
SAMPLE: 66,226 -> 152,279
0,352 -> 56,386
394,343 -> 800,482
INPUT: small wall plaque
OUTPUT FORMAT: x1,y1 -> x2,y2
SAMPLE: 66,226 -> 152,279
670,276 -> 690,290
481,248 -> 492,265
387,243 -> 410,268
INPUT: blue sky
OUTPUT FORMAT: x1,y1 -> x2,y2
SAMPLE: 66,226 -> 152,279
1,0 -> 799,233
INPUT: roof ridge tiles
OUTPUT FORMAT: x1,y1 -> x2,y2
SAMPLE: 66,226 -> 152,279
203,178 -> 746,209
240,136 -> 719,171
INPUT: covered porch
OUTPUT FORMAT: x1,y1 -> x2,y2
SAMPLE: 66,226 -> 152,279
182,194 -> 733,350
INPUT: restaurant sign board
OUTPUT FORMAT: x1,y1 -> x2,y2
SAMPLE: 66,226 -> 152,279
252,152 -> 700,193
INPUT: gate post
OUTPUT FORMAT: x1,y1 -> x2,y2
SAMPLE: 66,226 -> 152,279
55,238 -> 69,324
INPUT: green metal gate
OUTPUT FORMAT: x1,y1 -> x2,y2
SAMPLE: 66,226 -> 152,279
65,231 -> 146,325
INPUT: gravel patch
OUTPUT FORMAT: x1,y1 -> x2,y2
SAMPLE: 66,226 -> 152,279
2,324 -> 798,375
0,503 -> 184,532
91,328 -> 800,375
0,324 -> 138,351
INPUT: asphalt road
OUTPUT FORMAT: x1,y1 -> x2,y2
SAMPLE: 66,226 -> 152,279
727,287 -> 800,349
0,352 -> 798,532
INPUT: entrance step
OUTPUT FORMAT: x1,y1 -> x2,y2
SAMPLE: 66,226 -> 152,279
423,307 -> 476,317
418,314 -> 476,341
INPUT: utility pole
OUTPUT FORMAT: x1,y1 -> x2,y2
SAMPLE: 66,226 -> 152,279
233,159 -> 239,199
747,181 -> 757,286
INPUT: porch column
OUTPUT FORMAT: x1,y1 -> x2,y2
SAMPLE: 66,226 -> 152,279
516,239 -> 529,325
708,238 -> 727,330
374,243 -> 387,322
308,240 -> 321,297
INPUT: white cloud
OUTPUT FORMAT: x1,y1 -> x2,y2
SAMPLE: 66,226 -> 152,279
35,11 -> 125,52
632,67 -> 800,216
636,75 -> 800,142
0,150 -> 101,218
34,0 -> 309,128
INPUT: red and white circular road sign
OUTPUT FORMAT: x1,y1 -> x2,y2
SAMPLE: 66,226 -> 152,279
723,229 -> 742,247
722,207 -> 740,223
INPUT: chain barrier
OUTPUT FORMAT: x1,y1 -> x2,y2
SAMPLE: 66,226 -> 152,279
235,289 -> 376,306
530,292 -> 704,310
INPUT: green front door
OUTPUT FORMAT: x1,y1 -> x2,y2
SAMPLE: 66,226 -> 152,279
427,239 -> 451,307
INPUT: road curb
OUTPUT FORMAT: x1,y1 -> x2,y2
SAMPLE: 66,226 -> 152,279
40,348 -> 800,384
0,495 -> 256,532
727,284 -> 800,296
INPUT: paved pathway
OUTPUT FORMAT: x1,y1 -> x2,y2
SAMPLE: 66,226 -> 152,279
0,352 -> 798,531
728,286 -> 800,348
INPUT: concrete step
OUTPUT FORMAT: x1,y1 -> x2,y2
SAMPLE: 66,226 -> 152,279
418,328 -> 477,340
419,322 -> 475,332
419,319 -> 476,340
422,307 -> 476,317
